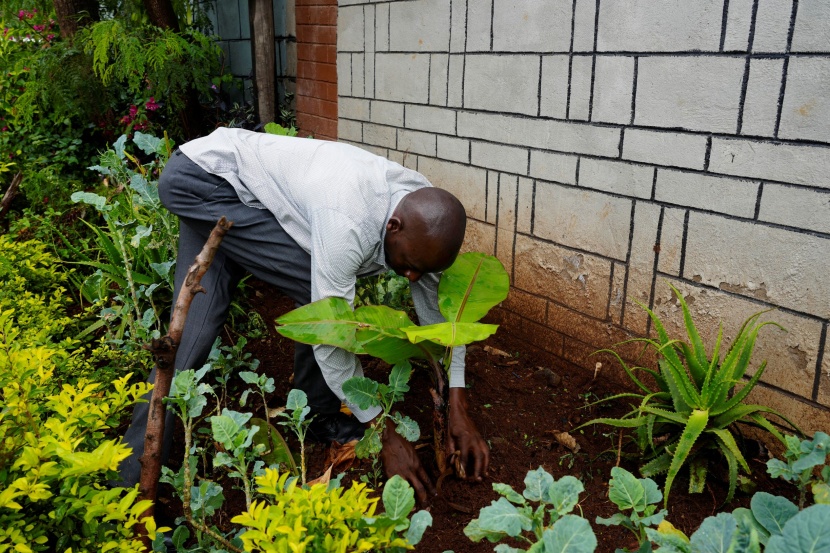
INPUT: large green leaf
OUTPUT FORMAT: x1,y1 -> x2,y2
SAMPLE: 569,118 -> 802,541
689,513 -> 737,553
438,252 -> 509,323
608,467 -> 646,512
342,377 -> 380,410
404,321 -> 499,346
275,297 -> 362,353
477,497 -> 533,537
382,475 -> 416,521
354,305 -> 425,363
765,504 -> 830,553
664,409 -> 709,506
750,492 -> 798,538
542,515 -> 598,553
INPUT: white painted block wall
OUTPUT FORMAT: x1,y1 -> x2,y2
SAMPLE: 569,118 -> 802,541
336,0 -> 830,432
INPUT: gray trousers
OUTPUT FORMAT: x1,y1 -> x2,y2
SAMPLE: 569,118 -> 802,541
117,150 -> 341,486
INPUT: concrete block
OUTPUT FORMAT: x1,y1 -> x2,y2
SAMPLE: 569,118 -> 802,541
821,347 -> 830,405
387,149 -> 405,165
450,0 -> 467,52
758,184 -> 830,235
501,288 -> 548,323
517,177 -> 534,234
437,136 -> 470,164
529,151 -> 578,184
338,5 -> 364,51
709,138 -> 830,189
217,0 -> 242,39
370,100 -> 404,126
609,262 -> 626,325
466,0 -> 492,51
464,54 -> 540,116
365,6 -> 376,55
597,0 -> 723,52
405,104 -> 457,135
636,56 -> 745,133
389,0 -> 451,51
463,220 -> 496,254
723,0 -> 754,51
375,53 -> 430,103
514,235 -> 613,319
540,55 -> 570,119
653,279 -> 825,401
747,386 -> 830,436
397,129 -> 436,157
338,97 -> 370,120
752,0 -> 794,53
548,302 -> 642,361
486,171 -> 498,224
742,58 -> 785,137
622,201 -> 662,335
338,119 -> 362,142
376,2 -> 389,51
471,142 -> 528,175
418,157 -> 488,220
592,56 -> 635,125
402,152 -> 418,170
493,0 -> 573,52
337,54 -> 352,96
791,0 -> 830,52
580,158 -> 653,199
448,54 -> 464,107
362,122 -> 395,149
498,174 -> 518,231
430,54 -> 449,106
572,0 -> 597,52
655,169 -> 759,217
685,212 -> 830,318
352,54 -> 365,97
569,55 -> 593,121
457,111 -> 621,157
495,227 -> 515,285
657,207 -> 686,277
355,143 -> 388,158
229,41 -> 252,76
779,58 -> 830,143
533,181 -> 632,260
622,129 -> 708,170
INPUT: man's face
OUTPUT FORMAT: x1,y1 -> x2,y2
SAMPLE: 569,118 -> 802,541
384,218 -> 454,282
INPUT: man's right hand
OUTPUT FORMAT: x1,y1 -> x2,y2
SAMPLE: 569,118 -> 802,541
377,418 -> 436,504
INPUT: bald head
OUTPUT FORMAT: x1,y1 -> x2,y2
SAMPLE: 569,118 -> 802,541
384,187 -> 467,281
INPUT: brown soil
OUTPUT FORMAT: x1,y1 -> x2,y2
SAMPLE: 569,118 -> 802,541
160,279 -> 797,552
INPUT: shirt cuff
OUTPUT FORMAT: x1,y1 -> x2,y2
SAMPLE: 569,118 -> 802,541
349,403 -> 382,424
448,344 -> 466,388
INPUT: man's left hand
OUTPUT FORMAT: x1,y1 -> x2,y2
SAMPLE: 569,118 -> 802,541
446,387 -> 489,481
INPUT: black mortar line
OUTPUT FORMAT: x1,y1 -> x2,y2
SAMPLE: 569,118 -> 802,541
630,56 -> 639,125
537,56 -> 543,118
646,207 -> 666,337
587,0 -> 600,122
678,210 -> 690,278
565,0 -> 577,119
812,323 -> 827,402
606,262 -> 616,321
530,179 -> 537,235
720,0 -> 731,52
489,0 -> 495,51
753,182 -> 764,219
619,201 -> 637,326
737,0 -> 759,135
512,175 -> 520,283
774,0 -> 799,138
650,167 -> 658,201
704,136 -> 712,171
493,173 -> 501,256
484,170 -> 489,222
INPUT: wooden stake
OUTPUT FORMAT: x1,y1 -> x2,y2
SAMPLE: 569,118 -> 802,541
0,172 -> 22,222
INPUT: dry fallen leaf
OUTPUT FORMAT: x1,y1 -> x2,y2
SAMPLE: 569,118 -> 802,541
325,439 -> 358,474
484,345 -> 511,357
265,406 -> 285,419
546,430 -> 581,453
308,465 -> 332,487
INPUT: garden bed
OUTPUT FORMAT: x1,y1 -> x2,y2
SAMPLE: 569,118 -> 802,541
158,279 -> 797,553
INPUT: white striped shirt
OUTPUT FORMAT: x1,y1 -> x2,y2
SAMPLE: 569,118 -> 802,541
181,128 -> 465,421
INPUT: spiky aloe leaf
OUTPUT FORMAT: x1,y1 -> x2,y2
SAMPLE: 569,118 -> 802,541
688,456 -> 708,494
669,283 -> 709,388
641,452 -> 672,477
712,404 -> 779,430
664,409 -> 709,506
712,429 -> 746,504
657,354 -> 699,413
710,361 -> 768,417
592,347 -> 655,395
641,405 -> 689,426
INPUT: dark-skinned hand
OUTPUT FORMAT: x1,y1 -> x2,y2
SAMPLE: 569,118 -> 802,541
447,387 -> 490,481
378,418 -> 437,504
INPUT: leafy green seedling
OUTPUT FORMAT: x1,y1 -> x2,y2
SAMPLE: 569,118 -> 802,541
597,467 -> 667,552
210,408 -> 263,508
275,389 -> 314,485
464,466 -> 597,553
766,431 -> 830,509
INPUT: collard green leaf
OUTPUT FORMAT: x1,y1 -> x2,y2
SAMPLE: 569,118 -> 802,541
608,466 -> 646,512
285,388 -> 308,412
438,252 -> 509,323
133,131 -> 163,155
355,427 -> 382,458
405,510 -> 433,545
464,519 -> 507,543
595,513 -> 630,527
275,297 -> 361,352
813,482 -> 830,505
493,483 -> 526,505
542,515 -> 597,553
546,475 -> 584,516
388,362 -> 412,397
750,492 -> 798,537
523,466 -> 554,503
342,377 -> 380,410
642,476 -> 663,506
645,524 -> 691,553
689,513 -> 737,553
477,498 -> 533,537
404,321 -> 499,347
211,414 -> 242,447
383,475 -> 416,521
494,545 -> 525,553
765,504 -> 830,553
393,414 -> 420,442
791,431 -> 830,473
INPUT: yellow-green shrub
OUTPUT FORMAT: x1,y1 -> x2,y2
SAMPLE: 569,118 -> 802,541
232,469 -> 432,552
0,310 -> 158,553
0,235 -> 72,344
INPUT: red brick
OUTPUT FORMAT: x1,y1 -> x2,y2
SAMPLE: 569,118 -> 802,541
296,0 -> 336,6
296,78 -> 337,101
297,96 -> 337,119
296,6 -> 337,25
297,61 -> 337,83
297,24 -> 336,44
298,44 -> 336,64
297,113 -> 337,140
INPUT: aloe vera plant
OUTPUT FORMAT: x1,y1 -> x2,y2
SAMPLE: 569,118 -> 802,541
275,251 -> 509,474
583,284 -> 800,505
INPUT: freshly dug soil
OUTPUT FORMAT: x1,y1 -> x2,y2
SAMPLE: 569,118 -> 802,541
160,280 -> 797,553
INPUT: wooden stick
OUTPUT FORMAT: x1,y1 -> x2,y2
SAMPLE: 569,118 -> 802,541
0,172 -> 22,221
136,216 -> 233,545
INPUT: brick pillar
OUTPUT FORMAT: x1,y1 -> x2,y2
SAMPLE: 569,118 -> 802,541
294,0 -> 337,140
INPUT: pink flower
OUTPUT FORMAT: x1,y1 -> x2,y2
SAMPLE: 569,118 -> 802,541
129,105 -> 138,118
46,34 -> 54,41
32,25 -> 44,32
1,127 -> 7,132
18,10 -> 25,20
120,115 -> 132,125
144,97 -> 159,111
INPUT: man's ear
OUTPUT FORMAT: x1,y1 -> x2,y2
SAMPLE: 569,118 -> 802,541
386,216 -> 402,233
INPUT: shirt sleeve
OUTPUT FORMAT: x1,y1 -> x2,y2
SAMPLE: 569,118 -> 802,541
309,208 -> 382,422
409,272 -> 466,388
